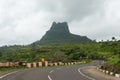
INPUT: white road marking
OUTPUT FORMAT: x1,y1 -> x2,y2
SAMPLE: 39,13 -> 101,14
49,70 -> 54,73
78,68 -> 96,80
0,70 -> 19,79
48,75 -> 52,80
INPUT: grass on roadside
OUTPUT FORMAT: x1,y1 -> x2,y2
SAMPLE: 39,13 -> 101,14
0,66 -> 26,71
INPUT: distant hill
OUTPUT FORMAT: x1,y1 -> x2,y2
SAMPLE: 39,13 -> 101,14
33,22 -> 92,45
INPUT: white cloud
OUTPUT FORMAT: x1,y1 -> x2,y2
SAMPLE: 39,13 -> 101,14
69,0 -> 120,41
0,0 -> 120,46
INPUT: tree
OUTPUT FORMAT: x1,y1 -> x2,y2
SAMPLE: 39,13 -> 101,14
0,52 -> 2,57
112,37 -> 116,41
46,50 -> 68,62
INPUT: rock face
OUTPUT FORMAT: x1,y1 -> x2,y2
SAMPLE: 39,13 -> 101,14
34,22 -> 92,45
50,22 -> 70,34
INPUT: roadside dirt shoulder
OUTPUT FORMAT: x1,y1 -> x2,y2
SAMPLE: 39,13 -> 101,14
82,66 -> 120,80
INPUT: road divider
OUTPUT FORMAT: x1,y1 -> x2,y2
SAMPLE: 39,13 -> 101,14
0,61 -> 84,68
25,61 -> 84,68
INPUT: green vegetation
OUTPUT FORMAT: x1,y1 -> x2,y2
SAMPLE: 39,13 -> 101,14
0,66 -> 25,71
0,66 -> 26,75
0,40 -> 120,73
0,22 -> 119,74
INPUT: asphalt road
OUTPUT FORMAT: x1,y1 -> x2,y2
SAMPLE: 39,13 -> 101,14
0,61 -> 102,80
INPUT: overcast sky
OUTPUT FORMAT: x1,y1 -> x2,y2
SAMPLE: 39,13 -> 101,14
0,0 -> 120,46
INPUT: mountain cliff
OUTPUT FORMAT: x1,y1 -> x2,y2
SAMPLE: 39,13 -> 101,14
33,22 -> 92,45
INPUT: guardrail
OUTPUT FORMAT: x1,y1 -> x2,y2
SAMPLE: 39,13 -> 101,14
97,66 -> 120,78
0,61 -> 83,68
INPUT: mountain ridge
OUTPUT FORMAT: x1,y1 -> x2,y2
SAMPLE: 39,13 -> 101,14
33,22 -> 92,45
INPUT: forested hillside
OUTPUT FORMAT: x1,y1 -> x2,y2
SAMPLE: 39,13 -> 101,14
0,40 -> 120,73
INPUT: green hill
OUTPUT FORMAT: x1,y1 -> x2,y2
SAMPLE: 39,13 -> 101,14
33,22 -> 92,45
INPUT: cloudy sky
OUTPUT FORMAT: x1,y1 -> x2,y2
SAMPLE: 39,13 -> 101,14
0,0 -> 120,46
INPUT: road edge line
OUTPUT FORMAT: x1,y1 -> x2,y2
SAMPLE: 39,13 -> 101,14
78,68 -> 96,80
48,75 -> 52,80
0,70 -> 19,79
49,70 -> 54,73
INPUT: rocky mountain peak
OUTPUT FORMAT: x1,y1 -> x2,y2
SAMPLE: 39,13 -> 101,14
50,22 -> 70,33
33,22 -> 92,45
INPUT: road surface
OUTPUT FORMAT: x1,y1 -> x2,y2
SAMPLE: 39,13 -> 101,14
0,61 -> 102,80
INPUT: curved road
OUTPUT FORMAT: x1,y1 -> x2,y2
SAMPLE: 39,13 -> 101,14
0,61 -> 102,80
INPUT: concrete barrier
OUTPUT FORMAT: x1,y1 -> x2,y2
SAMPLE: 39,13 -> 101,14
65,63 -> 68,65
97,67 -> 99,70
0,61 -> 85,68
33,62 -> 38,68
26,63 -> 33,68
9,62 -> 14,67
97,67 -> 120,78
48,63 -> 53,66
102,70 -> 105,73
54,62 -> 58,66
105,71 -> 109,74
0,62 -> 25,67
77,62 -> 83,64
74,62 -> 77,64
115,74 -> 120,78
22,62 -> 27,66
68,62 -> 71,65
38,62 -> 42,67
71,62 -> 74,65
110,72 -> 114,75
58,62 -> 64,66
99,69 -> 102,71
45,61 -> 48,67
5,62 -> 10,67
0,62 -> 10,67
